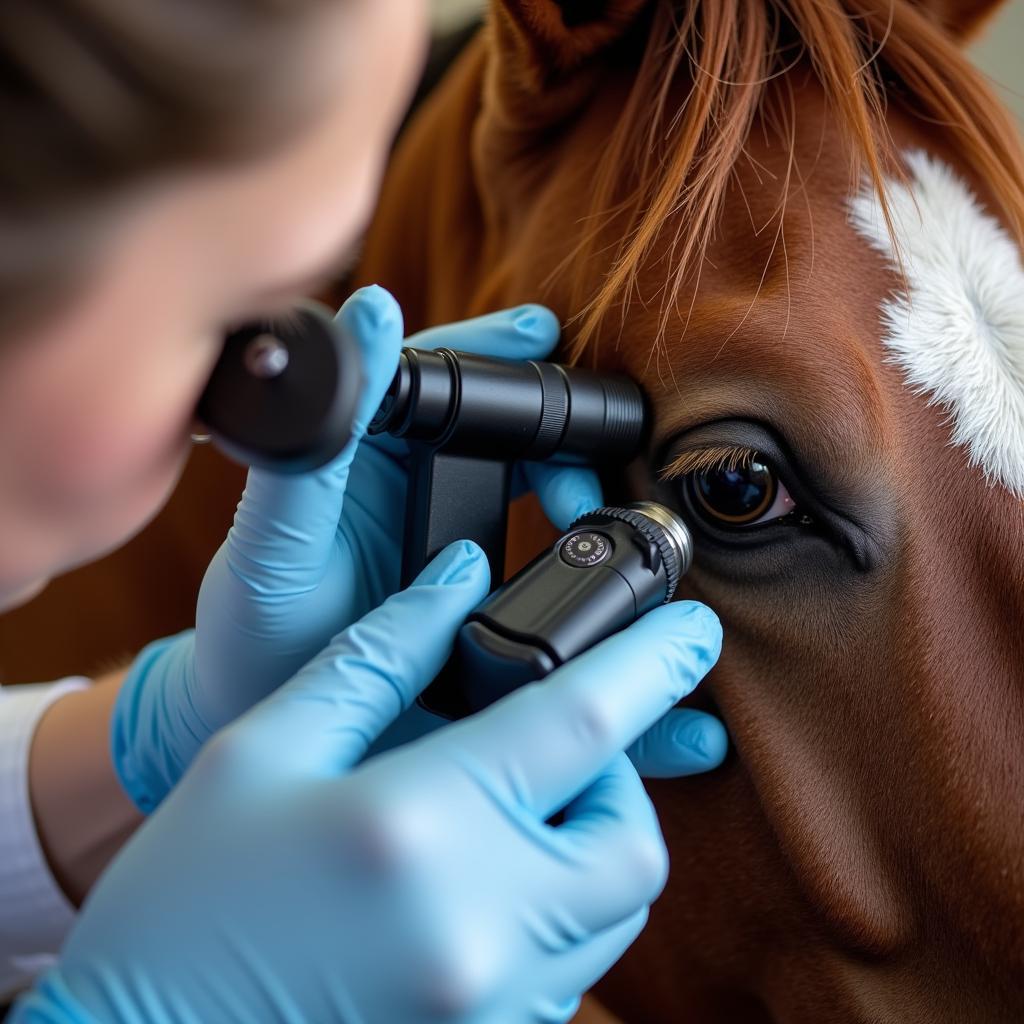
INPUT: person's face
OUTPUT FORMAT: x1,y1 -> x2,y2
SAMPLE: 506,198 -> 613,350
0,0 -> 428,612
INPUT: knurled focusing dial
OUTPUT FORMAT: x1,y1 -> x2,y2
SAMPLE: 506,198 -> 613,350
560,530 -> 612,568
569,502 -> 692,601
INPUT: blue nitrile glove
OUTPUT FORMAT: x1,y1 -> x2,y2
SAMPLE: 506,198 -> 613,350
112,286 -> 726,813
353,305 -> 727,778
15,542 -> 722,1024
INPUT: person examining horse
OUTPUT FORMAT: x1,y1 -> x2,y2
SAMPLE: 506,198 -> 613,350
0,1 -> 728,1021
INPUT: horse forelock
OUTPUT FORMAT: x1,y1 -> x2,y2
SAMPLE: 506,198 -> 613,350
550,0 -> 1024,368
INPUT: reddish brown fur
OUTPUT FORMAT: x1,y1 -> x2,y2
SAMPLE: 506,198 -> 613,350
354,2 -> 1024,1020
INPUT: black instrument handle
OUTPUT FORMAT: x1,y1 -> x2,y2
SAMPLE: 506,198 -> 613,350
401,447 -> 512,590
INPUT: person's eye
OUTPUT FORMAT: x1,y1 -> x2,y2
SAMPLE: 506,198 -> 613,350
661,446 -> 808,532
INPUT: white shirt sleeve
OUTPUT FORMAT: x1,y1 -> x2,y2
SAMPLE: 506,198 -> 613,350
0,679 -> 89,1001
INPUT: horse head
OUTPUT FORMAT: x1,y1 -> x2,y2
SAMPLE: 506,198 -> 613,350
356,2 -> 1024,1018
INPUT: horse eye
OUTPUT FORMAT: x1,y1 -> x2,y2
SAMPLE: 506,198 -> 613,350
684,456 -> 797,528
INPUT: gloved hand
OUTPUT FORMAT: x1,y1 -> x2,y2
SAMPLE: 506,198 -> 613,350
112,287 -> 726,813
329,292 -> 726,780
15,542 -> 723,1024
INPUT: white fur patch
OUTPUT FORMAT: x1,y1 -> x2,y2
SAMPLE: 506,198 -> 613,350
849,150 -> 1024,497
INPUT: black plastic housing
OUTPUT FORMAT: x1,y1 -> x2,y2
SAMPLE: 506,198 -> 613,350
421,509 -> 682,719
369,347 -> 647,586
372,348 -> 644,459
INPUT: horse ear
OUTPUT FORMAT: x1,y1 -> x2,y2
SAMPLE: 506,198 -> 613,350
911,0 -> 1009,40
491,0 -> 649,89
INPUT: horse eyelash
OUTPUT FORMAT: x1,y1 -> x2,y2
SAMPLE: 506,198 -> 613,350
659,444 -> 759,480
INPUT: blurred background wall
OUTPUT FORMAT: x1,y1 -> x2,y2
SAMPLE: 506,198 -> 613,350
432,0 -> 1024,123
971,2 -> 1024,123
431,0 -> 485,32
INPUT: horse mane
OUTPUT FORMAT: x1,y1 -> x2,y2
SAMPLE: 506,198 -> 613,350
563,0 -> 1024,362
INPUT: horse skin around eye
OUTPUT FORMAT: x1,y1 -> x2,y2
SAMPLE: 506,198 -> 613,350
654,419 -> 889,574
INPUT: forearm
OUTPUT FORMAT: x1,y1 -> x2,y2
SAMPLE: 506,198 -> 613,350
28,670 -> 142,906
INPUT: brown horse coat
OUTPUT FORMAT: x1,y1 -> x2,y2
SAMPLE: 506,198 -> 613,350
353,2 -> 1024,1021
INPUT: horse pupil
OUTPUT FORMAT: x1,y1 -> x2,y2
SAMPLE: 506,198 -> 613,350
692,460 -> 776,526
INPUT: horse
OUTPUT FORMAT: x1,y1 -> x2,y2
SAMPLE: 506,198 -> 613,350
351,2 -> 1024,1020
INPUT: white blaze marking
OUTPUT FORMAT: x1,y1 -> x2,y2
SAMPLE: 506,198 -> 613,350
849,149 -> 1024,497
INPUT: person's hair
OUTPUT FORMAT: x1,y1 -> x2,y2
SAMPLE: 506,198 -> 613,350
0,0 -> 338,332
561,0 -> 1024,359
